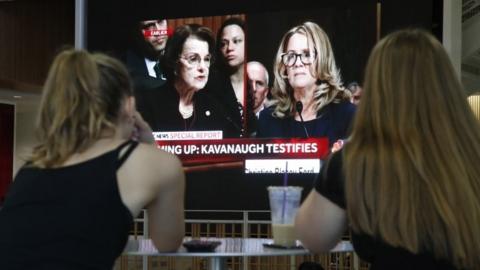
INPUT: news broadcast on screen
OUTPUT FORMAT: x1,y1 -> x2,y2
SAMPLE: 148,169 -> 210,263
87,2 -> 375,209
126,13 -> 361,175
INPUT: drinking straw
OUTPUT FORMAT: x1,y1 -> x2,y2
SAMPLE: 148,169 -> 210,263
283,161 -> 288,186
281,161 -> 288,224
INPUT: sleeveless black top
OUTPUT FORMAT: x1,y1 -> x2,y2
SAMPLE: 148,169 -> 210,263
315,150 -> 457,270
0,140 -> 138,270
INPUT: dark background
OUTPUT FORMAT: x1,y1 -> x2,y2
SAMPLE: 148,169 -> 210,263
87,0 -> 442,87
87,0 -> 442,210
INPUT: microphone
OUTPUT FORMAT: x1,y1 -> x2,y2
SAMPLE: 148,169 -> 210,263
295,101 -> 309,138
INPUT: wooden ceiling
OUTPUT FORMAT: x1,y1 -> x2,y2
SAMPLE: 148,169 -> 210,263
0,0 -> 74,94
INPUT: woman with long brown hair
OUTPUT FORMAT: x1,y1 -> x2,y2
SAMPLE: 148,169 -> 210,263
0,50 -> 185,269
295,29 -> 480,269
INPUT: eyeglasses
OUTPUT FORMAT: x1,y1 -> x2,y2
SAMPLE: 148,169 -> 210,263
281,51 -> 316,67
180,54 -> 212,68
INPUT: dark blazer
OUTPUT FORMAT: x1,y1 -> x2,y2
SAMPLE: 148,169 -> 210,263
138,82 -> 242,138
124,50 -> 167,95
205,68 -> 245,137
257,101 -> 356,146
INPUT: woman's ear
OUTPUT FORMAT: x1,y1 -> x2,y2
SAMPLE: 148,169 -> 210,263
123,96 -> 136,118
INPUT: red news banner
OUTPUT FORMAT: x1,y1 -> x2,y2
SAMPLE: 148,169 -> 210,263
155,137 -> 329,166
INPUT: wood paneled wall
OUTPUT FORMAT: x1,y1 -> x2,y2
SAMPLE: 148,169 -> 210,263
167,14 -> 245,40
0,0 -> 74,90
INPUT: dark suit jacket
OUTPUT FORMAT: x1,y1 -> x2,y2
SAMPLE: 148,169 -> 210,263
138,82 -> 242,138
124,50 -> 168,123
257,101 -> 356,146
205,68 -> 257,137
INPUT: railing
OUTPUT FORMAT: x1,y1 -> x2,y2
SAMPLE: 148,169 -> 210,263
115,210 -> 367,270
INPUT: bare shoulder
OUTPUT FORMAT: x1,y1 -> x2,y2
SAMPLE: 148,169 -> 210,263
134,143 -> 181,168
117,143 -> 184,216
127,143 -> 183,185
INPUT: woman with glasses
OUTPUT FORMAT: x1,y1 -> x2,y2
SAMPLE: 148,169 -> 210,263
257,22 -> 354,148
295,28 -> 480,270
138,24 -> 231,134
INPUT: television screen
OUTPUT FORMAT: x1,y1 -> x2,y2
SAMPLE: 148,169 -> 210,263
87,1 -> 376,210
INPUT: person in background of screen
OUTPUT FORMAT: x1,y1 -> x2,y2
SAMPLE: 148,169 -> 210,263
0,50 -> 185,268
206,17 -> 251,137
125,19 -> 169,117
295,29 -> 480,270
138,24 -> 233,136
126,19 -> 169,87
256,21 -> 355,148
247,61 -> 270,118
346,81 -> 362,105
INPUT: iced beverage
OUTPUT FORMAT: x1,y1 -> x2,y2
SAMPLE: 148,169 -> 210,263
271,223 -> 296,246
268,186 -> 303,247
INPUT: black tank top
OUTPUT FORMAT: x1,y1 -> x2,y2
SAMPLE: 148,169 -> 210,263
0,140 -> 138,270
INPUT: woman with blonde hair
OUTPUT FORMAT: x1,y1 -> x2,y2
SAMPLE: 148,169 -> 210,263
295,29 -> 480,269
257,21 -> 355,147
0,50 -> 185,269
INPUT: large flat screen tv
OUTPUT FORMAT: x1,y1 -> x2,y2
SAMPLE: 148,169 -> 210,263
87,0 -> 377,210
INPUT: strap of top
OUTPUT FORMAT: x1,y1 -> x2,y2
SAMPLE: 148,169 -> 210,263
115,140 -> 139,169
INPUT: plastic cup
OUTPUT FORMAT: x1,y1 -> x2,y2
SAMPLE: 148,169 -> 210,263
267,186 -> 303,246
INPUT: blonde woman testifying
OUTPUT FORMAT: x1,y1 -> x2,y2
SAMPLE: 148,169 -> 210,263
0,50 -> 185,269
257,21 -> 355,148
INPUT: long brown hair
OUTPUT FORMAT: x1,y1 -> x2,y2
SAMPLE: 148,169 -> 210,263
29,50 -> 133,168
345,29 -> 480,269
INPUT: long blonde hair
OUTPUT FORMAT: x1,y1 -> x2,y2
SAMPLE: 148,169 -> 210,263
345,29 -> 480,269
270,21 -> 350,118
29,50 -> 133,168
